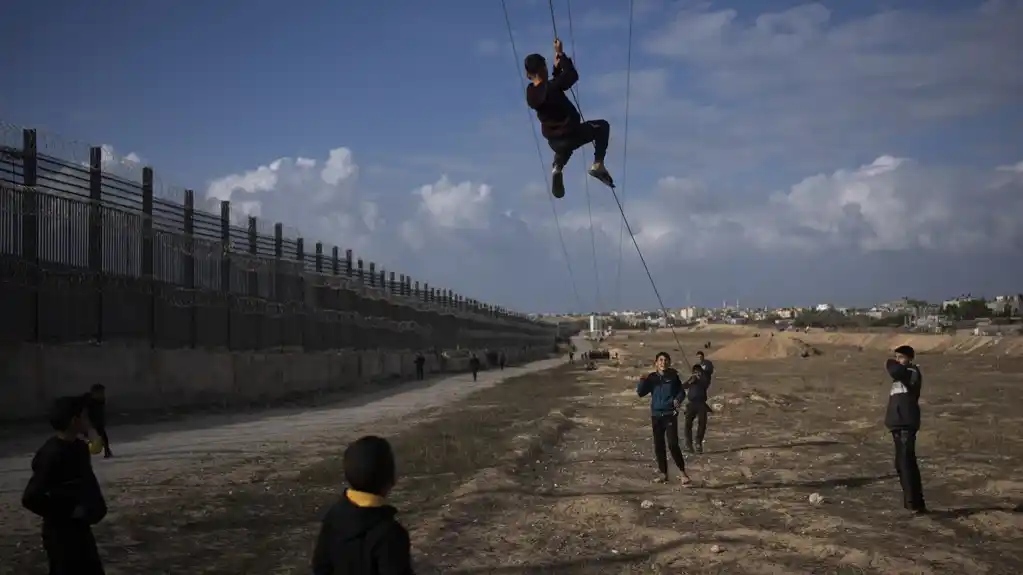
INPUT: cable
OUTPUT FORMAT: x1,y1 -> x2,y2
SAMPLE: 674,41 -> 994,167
613,0 -> 636,315
556,0 -> 603,316
559,0 -> 691,368
501,0 -> 585,314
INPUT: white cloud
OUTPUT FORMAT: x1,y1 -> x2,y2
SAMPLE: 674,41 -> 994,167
414,176 -> 493,230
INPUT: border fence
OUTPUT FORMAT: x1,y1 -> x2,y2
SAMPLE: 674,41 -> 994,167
0,124 -> 555,352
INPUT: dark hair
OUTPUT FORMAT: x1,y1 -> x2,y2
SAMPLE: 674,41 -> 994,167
893,345 -> 915,359
691,364 -> 704,373
90,384 -> 105,392
655,351 -> 671,362
524,53 -> 547,76
695,351 -> 705,357
343,435 -> 396,496
48,395 -> 88,432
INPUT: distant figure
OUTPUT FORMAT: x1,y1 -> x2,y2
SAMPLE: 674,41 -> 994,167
569,351 -> 575,364
499,351 -> 506,370
86,384 -> 112,459
414,353 -> 426,381
311,436 -> 414,575
22,395 -> 109,575
695,351 -> 714,383
885,345 -> 927,515
682,364 -> 711,454
636,352 -> 692,486
469,354 -> 481,382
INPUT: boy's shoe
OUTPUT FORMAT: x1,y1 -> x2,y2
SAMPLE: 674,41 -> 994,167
683,443 -> 695,454
552,166 -> 566,199
588,163 -> 615,188
695,442 -> 704,454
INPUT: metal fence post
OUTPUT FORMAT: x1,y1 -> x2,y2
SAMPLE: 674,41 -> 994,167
21,129 -> 39,342
183,190 -> 197,348
219,200 -> 231,348
142,167 -> 155,347
88,146 -> 104,342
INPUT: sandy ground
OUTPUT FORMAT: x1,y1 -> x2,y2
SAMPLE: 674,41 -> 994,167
4,327 -> 1023,574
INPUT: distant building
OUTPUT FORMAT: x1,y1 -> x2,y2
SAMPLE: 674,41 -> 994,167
815,303 -> 834,312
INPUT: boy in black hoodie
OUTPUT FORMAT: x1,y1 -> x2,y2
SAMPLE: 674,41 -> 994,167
637,352 -> 692,485
885,345 -> 927,514
682,364 -> 711,454
22,395 -> 109,575
312,435 -> 414,575
524,38 -> 614,198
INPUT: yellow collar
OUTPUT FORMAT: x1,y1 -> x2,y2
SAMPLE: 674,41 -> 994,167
346,489 -> 386,508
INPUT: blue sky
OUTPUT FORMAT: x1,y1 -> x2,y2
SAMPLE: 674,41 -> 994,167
3,0 -> 1022,313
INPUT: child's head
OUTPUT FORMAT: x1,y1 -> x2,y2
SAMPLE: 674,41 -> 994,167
90,383 -> 105,399
655,352 -> 671,370
696,351 -> 705,361
343,435 -> 396,497
893,345 -> 915,365
691,364 -> 704,375
524,54 -> 548,82
49,395 -> 90,436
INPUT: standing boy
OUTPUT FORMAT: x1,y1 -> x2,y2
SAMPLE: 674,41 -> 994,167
682,364 -> 711,454
885,345 -> 927,514
695,351 -> 714,382
636,352 -> 692,485
22,395 -> 109,575
312,435 -> 414,575
86,384 -> 112,458
524,38 -> 614,198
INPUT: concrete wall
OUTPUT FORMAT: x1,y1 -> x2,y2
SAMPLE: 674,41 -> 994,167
0,343 -> 550,422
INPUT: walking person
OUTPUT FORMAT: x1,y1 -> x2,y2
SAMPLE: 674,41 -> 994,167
469,354 -> 481,382
414,353 -> 426,381
682,364 -> 711,454
637,352 -> 692,485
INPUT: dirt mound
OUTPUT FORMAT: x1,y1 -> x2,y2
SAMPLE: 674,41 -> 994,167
709,336 -> 822,361
786,331 -> 1023,357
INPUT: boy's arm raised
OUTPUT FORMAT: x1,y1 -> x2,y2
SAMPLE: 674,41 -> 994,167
551,54 -> 579,92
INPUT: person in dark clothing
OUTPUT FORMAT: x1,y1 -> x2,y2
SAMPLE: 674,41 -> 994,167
695,351 -> 714,382
312,436 -> 414,575
885,345 -> 927,514
469,354 -> 481,382
413,353 -> 426,381
86,384 -> 112,458
636,352 -> 692,485
22,395 -> 109,575
682,364 -> 711,454
525,38 -> 614,199
498,351 -> 506,370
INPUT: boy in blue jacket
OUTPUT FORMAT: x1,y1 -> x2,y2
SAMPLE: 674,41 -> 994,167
637,352 -> 692,485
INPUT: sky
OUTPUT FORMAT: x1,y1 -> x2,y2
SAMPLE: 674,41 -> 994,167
2,0 -> 1022,314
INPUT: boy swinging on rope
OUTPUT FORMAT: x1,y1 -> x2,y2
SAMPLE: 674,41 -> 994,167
525,38 -> 615,198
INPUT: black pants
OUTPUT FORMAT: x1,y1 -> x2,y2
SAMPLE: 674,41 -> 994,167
548,119 -> 610,169
651,413 -> 686,475
892,429 -> 925,509
415,364 -> 424,380
43,524 -> 105,575
94,425 -> 111,457
471,370 -> 478,382
683,403 -> 708,447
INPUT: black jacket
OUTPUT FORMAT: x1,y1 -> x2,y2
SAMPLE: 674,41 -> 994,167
22,436 -> 108,527
312,494 -> 414,575
684,372 -> 711,404
884,359 -> 922,431
526,55 -> 581,140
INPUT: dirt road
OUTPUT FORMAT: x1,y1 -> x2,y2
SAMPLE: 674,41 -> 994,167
0,339 -> 586,574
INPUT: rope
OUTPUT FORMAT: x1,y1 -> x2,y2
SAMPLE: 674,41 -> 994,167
613,0 -> 636,314
500,0 -> 585,313
558,0 -> 691,368
552,0 -> 603,315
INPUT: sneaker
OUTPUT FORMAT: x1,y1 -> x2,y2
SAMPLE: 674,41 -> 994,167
551,166 -> 566,199
695,443 -> 704,454
683,444 -> 695,454
587,163 -> 615,188
653,474 -> 668,484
